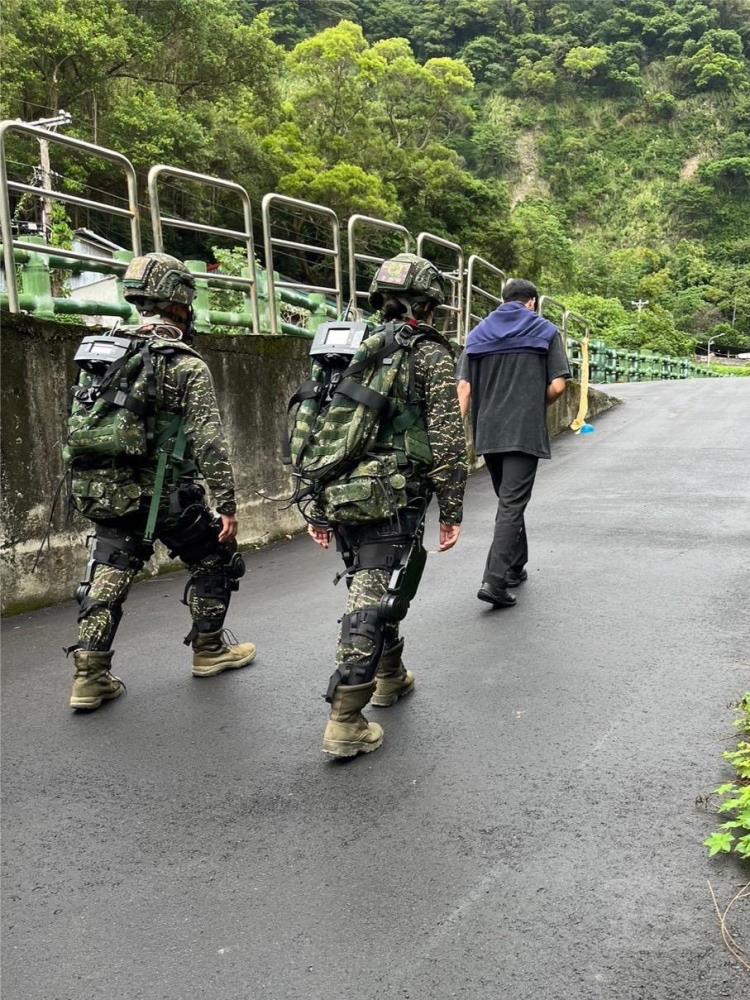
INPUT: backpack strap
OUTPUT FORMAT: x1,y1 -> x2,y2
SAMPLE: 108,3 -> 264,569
341,322 -> 402,378
330,322 -> 405,416
281,379 -> 328,466
139,344 -> 158,443
144,415 -> 185,541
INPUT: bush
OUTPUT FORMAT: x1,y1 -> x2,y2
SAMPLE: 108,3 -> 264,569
705,694 -> 750,861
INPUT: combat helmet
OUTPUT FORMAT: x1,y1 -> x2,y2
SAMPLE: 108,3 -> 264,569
368,252 -> 446,312
122,252 -> 196,311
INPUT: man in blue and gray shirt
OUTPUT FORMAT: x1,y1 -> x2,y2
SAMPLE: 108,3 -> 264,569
457,278 -> 570,609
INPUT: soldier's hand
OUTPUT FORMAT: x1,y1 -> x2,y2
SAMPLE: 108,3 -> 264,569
218,514 -> 238,543
438,522 -> 461,552
308,524 -> 333,549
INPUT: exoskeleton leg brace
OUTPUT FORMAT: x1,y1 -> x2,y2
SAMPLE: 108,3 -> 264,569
74,528 -> 150,651
326,517 -> 426,702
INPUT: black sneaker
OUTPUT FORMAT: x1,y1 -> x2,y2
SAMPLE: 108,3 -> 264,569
505,569 -> 528,588
477,583 -> 517,608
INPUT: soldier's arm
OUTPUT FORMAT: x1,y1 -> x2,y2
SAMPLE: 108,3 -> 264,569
414,342 -> 468,525
174,357 -> 237,516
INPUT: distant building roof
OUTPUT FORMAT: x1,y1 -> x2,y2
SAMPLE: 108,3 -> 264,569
73,228 -> 126,254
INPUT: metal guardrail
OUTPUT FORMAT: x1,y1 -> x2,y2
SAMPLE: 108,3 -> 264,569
539,294 -> 569,354
261,193 -> 343,335
561,309 -> 589,364
0,120 -> 141,312
347,214 -> 411,316
417,231 -> 464,343
148,164 -> 260,335
0,120 -> 728,376
464,254 -> 506,333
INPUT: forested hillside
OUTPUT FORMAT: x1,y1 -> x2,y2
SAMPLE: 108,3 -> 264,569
2,0 -> 749,354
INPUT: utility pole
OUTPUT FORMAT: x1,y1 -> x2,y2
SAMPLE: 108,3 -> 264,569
707,331 -> 727,363
28,112 -> 72,240
630,298 -> 649,323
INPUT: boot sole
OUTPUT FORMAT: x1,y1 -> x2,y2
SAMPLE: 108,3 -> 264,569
192,648 -> 257,678
371,681 -> 415,707
322,733 -> 384,758
70,687 -> 125,711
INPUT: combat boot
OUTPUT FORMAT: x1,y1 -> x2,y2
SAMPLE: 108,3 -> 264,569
371,639 -> 415,707
192,629 -> 256,677
322,681 -> 384,758
69,649 -> 125,711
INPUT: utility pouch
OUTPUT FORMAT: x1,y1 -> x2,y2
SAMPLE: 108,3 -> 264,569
70,467 -> 142,521
321,453 -> 407,525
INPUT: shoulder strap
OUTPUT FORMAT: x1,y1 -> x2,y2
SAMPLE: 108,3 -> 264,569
280,379 -> 327,467
341,322 -> 403,378
144,415 -> 184,541
140,344 -> 158,442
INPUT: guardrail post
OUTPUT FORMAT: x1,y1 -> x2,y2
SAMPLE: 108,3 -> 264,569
186,259 -> 211,333
148,164 -> 260,335
0,120 -> 141,314
19,236 -> 54,317
307,292 -> 331,332
113,250 -> 138,324
464,254 -> 506,336
262,193 -> 343,336
416,231 -> 464,343
347,214 -> 412,316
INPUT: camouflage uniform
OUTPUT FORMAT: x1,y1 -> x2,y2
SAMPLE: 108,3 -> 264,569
333,333 -> 467,680
67,253 -> 254,710
75,330 -> 238,652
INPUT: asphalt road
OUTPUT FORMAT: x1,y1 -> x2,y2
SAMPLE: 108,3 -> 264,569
3,379 -> 749,1000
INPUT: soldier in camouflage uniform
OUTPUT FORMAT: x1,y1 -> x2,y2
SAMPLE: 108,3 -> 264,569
309,253 -> 468,758
67,253 -> 255,711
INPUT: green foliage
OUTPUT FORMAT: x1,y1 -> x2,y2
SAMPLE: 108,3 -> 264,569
705,694 -> 750,861
2,0 -> 749,352
49,203 -> 74,250
510,200 -> 573,289
675,42 -> 748,92
563,46 -> 610,82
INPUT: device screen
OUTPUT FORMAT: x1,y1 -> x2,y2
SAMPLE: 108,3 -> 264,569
325,328 -> 353,346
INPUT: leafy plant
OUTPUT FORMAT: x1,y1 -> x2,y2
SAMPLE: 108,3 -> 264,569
705,694 -> 750,861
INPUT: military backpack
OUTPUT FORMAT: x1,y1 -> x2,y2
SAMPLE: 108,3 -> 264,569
284,320 -> 438,525
65,325 -> 198,525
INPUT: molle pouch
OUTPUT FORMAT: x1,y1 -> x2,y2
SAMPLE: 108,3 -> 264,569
321,453 -> 407,525
403,422 -> 433,468
70,467 -> 142,521
65,404 -> 148,462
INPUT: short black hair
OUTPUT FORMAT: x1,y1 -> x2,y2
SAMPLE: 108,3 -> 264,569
502,278 -> 538,304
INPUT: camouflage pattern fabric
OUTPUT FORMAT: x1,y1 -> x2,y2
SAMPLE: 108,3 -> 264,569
335,568 -> 399,672
78,562 -> 138,650
67,323 -> 236,515
122,254 -> 195,307
78,535 -> 227,651
331,331 -> 466,677
406,333 -> 468,524
297,327 -> 407,483
368,253 -> 446,309
299,324 -> 467,525
145,336 -> 236,515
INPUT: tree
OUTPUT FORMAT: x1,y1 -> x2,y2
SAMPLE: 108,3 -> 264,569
563,46 -> 610,82
675,43 -> 749,91
510,199 -> 573,288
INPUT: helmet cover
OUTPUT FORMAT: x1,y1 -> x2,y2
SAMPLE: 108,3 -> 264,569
122,252 -> 196,308
368,252 -> 446,310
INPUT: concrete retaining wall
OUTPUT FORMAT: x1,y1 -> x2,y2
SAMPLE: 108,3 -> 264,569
1,313 -> 618,613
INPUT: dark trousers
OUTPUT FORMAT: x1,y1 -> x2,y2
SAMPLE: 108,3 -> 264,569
483,452 -> 539,590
